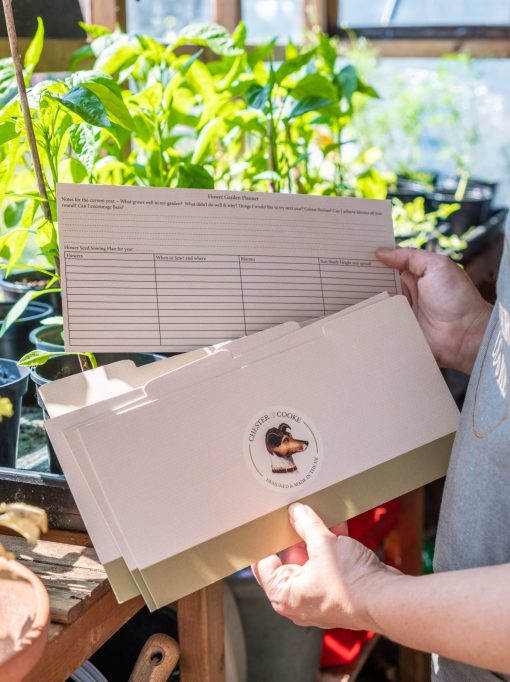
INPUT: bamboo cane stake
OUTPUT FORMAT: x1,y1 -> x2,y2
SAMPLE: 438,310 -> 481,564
1,2 -> 93,372
2,0 -> 53,225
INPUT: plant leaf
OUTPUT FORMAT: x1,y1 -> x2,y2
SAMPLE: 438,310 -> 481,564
36,220 -> 60,266
177,163 -> 214,189
23,16 -> 44,74
174,23 -> 243,57
70,43 -> 95,72
286,96 -> 332,120
0,120 -> 19,145
246,83 -> 270,111
52,85 -> 112,128
3,200 -> 25,228
291,73 -> 337,102
355,169 -> 388,200
69,123 -> 97,176
17,349 -> 97,369
253,170 -> 281,182
336,65 -> 358,103
78,22 -> 112,39
94,41 -> 140,76
191,117 -> 224,165
67,72 -> 135,130
58,157 -> 89,183
0,288 -> 61,337
247,39 -> 276,70
357,79 -> 379,99
17,349 -> 63,366
40,316 -> 63,326
274,48 -> 315,85
0,228 -> 29,277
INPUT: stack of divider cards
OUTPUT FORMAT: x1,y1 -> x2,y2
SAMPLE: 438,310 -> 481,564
40,293 -> 459,610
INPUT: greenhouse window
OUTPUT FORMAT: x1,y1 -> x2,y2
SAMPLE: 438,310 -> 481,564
126,0 -> 211,42
337,0 -> 510,40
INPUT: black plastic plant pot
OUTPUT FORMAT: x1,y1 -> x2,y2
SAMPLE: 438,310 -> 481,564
388,178 -> 433,210
0,269 -> 62,314
429,185 -> 494,236
0,301 -> 54,361
436,175 -> 498,196
31,352 -> 166,475
0,359 -> 30,468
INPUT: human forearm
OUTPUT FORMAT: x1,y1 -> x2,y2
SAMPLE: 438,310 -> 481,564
364,563 -> 510,674
255,505 -> 510,675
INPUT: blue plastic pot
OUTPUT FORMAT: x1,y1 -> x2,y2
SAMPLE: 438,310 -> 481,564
29,324 -> 65,353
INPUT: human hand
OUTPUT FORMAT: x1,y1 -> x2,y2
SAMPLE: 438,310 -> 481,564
252,503 -> 400,630
376,247 -> 492,374
281,520 -> 348,566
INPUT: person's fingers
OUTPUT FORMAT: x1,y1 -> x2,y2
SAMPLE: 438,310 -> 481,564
275,521 -> 347,567
252,554 -> 282,590
376,247 -> 446,277
288,503 -> 334,559
282,541 -> 308,566
330,522 -> 349,537
400,276 -> 413,306
400,270 -> 419,306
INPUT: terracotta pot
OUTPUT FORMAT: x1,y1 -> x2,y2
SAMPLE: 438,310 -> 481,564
0,556 -> 50,681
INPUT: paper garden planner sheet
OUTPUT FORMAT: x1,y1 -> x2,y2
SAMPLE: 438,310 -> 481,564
57,184 -> 400,352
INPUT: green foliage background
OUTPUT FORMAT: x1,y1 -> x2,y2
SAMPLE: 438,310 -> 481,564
0,19 -> 463,356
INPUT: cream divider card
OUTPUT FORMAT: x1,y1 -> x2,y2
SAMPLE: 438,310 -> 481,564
42,295 -> 459,608
71,295 -> 457,569
56,184 -> 400,353
40,295 -> 389,605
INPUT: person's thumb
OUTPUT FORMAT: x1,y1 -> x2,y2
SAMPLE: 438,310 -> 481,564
288,503 -> 334,558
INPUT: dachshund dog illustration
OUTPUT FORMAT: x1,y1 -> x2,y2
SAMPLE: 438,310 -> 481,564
265,423 -> 309,474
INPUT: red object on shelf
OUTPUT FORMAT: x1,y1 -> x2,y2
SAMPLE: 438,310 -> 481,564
320,501 -> 400,668
321,629 -> 376,668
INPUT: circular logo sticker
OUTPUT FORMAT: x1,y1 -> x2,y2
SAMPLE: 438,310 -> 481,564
244,407 -> 321,492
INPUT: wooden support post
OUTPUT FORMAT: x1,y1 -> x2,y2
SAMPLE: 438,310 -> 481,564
397,488 -> 430,682
178,581 -> 225,682
397,488 -> 424,576
91,0 -> 127,31
214,0 -> 242,32
2,0 -> 52,226
327,0 -> 339,34
304,0 -> 327,32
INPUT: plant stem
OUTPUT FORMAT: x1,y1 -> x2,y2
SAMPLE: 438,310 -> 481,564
336,123 -> 344,190
2,0 -> 53,227
266,87 -> 280,192
455,169 -> 469,202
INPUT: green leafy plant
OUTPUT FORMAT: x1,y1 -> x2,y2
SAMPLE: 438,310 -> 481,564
17,349 -> 97,369
70,21 -> 385,195
351,53 -> 483,193
0,18 -> 389,370
392,197 -> 468,259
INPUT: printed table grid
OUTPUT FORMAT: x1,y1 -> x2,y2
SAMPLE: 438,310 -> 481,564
63,251 -> 399,350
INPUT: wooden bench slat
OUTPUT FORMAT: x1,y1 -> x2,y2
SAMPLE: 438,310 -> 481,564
0,534 -> 102,571
15,557 -> 106,583
0,533 -> 109,625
